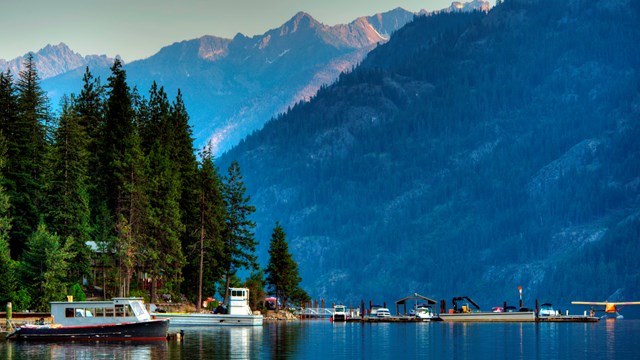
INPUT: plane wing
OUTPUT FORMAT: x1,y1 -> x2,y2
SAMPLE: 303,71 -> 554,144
571,301 -> 608,305
572,301 -> 640,305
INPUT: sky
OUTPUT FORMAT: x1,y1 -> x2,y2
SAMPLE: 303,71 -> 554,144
1,0 -> 491,63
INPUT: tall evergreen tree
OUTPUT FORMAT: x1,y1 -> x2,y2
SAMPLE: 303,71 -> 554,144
4,55 -> 50,257
138,83 -> 185,302
190,148 -> 226,311
222,160 -> 257,303
46,97 -> 92,283
169,90 -> 203,303
265,222 -> 304,308
0,133 -> 18,306
103,59 -> 147,297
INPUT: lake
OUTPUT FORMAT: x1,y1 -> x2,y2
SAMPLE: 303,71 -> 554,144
2,319 -> 638,359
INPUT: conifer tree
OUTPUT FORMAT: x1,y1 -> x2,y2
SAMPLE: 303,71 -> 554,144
138,83 -> 185,302
265,222 -> 304,308
103,59 -> 147,297
222,161 -> 257,303
190,148 -> 226,311
46,97 -> 92,283
169,90 -> 203,302
0,133 -> 17,305
20,223 -> 71,311
4,55 -> 50,257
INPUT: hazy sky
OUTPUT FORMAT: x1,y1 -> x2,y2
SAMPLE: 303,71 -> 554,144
1,0 -> 492,62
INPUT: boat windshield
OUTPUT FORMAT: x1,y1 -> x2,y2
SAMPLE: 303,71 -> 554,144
130,301 -> 146,317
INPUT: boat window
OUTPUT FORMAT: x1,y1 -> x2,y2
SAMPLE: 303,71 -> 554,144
95,307 -> 104,317
130,302 -> 145,317
65,308 -> 74,317
104,307 -> 114,317
114,304 -> 134,317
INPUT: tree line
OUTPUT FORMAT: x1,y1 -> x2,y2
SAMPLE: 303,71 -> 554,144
0,55 -> 307,311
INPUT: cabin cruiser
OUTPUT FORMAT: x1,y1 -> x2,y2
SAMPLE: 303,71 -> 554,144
7,298 -> 169,341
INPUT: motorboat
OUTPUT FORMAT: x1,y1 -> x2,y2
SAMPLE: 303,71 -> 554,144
332,305 -> 347,322
7,298 -> 169,341
151,288 -> 263,326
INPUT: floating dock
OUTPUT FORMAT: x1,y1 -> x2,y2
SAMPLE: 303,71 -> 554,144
345,316 -> 442,323
537,315 -> 599,323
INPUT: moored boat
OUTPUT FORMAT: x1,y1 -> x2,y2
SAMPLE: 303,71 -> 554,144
151,288 -> 263,326
439,311 -> 536,322
439,296 -> 536,322
332,305 -> 348,322
7,298 -> 169,341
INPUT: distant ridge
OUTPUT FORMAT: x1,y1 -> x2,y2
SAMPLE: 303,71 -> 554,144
0,43 -> 113,80
1,1 -> 491,153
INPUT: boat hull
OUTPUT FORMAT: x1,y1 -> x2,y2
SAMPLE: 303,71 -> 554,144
439,311 -> 536,322
7,319 -> 169,341
153,313 -> 263,326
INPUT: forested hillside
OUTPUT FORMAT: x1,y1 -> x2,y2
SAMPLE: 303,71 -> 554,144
0,57 -> 269,311
220,0 -> 640,306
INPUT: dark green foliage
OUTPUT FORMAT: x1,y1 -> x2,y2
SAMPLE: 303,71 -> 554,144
3,55 -> 50,257
45,98 -> 92,283
221,161 -> 257,302
244,270 -> 266,310
265,222 -> 304,307
0,133 -> 18,306
184,149 -> 226,309
19,223 -> 71,311
220,1 -> 640,304
103,59 -> 149,297
70,283 -> 87,301
2,55 -> 241,308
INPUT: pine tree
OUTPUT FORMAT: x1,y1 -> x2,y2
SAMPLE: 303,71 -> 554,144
46,97 -> 92,284
103,59 -> 147,297
0,133 -> 17,305
4,55 -> 50,257
265,222 -> 304,308
138,83 -> 185,302
222,161 -> 257,303
190,148 -> 226,311
20,223 -> 71,311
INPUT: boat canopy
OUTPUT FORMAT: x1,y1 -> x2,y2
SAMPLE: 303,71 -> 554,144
395,293 -> 437,315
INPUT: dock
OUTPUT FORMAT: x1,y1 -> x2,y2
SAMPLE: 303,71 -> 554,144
346,316 -> 442,323
537,316 -> 599,323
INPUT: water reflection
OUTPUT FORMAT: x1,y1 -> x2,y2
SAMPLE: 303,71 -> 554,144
175,326 -> 263,359
2,320 -> 639,359
1,341 -> 168,360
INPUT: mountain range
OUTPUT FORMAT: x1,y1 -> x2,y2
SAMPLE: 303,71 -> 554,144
1,1 -> 490,154
217,0 -> 640,306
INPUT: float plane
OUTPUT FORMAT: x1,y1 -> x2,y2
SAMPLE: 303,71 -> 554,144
571,301 -> 640,319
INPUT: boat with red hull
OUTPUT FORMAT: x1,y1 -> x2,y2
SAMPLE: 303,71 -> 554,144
7,298 -> 169,341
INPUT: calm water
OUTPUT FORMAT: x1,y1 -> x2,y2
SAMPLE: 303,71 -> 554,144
2,319 -> 639,359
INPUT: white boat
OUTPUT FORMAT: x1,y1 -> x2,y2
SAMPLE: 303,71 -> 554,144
332,305 -> 348,322
412,304 -> 436,320
152,288 -> 263,326
376,308 -> 391,318
538,303 -> 559,316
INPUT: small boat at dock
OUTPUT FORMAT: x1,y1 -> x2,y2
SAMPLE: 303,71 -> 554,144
151,288 -> 263,326
331,305 -> 348,322
438,296 -> 536,322
7,298 -> 169,341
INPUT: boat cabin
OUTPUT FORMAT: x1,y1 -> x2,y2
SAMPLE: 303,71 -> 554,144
50,298 -> 151,326
228,288 -> 254,315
